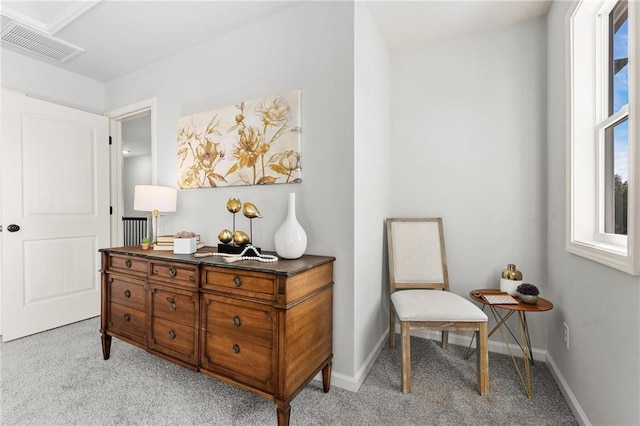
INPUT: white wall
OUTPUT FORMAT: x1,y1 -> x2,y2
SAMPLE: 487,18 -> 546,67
0,49 -> 105,113
546,2 -> 640,424
123,155 -> 152,217
391,19 -> 548,347
353,3 -> 392,385
104,2 -> 357,381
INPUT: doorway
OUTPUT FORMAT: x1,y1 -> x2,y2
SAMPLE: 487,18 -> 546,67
106,98 -> 156,246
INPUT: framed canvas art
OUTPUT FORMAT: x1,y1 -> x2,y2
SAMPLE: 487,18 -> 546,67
177,90 -> 302,188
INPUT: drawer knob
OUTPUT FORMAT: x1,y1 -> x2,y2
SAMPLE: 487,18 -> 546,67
233,316 -> 241,327
232,344 -> 240,354
125,260 -> 132,268
124,290 -> 131,299
123,313 -> 130,322
167,297 -> 176,312
169,266 -> 177,278
169,329 -> 176,339
233,276 -> 242,287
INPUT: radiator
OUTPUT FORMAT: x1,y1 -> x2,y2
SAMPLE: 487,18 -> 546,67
122,217 -> 148,246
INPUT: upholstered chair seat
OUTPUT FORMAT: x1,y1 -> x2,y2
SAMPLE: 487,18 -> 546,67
391,290 -> 488,323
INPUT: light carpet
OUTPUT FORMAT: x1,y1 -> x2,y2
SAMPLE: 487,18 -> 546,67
0,317 -> 577,425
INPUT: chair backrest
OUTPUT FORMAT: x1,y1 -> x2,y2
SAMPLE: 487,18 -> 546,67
386,218 -> 449,293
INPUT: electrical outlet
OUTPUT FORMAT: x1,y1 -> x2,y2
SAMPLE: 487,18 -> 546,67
563,322 -> 570,350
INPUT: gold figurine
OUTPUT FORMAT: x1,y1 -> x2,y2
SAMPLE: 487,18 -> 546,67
232,231 -> 250,245
218,198 -> 260,248
226,197 -> 242,235
218,229 -> 233,244
241,202 -> 262,219
226,198 -> 242,213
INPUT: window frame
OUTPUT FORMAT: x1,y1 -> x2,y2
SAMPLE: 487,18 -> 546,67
566,0 -> 640,275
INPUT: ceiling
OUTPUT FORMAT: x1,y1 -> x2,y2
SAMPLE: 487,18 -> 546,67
0,0 -> 298,82
1,1 -> 552,159
1,0 -> 552,83
367,0 -> 552,52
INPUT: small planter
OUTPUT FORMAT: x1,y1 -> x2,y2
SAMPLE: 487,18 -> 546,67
518,293 -> 539,305
141,242 -> 150,250
516,283 -> 540,305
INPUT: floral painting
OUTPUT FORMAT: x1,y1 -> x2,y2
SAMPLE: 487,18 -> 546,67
177,90 -> 302,188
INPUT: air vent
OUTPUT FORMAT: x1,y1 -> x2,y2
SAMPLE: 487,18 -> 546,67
1,21 -> 84,63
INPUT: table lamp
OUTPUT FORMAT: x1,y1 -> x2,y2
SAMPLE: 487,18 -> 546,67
133,185 -> 177,245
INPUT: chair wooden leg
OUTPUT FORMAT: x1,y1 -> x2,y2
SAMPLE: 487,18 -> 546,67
441,330 -> 449,349
401,321 -> 411,393
389,305 -> 396,348
477,322 -> 489,395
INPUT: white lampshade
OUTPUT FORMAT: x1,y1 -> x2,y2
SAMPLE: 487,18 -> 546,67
134,185 -> 177,213
133,185 -> 177,246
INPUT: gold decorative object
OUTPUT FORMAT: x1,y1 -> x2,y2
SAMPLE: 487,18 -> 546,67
500,264 -> 523,296
225,197 -> 242,235
242,202 -> 262,243
218,229 -> 233,244
242,202 -> 262,219
232,231 -> 250,245
226,198 -> 242,213
218,198 -> 261,253
501,264 -> 523,280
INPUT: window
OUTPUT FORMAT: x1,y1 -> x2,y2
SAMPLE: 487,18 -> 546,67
567,0 -> 639,274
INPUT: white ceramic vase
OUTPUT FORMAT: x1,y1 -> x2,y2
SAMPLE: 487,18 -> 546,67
500,277 -> 521,296
274,193 -> 307,259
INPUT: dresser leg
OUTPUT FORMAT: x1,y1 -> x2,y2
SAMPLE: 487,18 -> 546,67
101,333 -> 112,360
322,361 -> 332,393
276,402 -> 291,426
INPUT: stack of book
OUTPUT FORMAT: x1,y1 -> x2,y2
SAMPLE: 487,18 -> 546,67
153,234 -> 205,251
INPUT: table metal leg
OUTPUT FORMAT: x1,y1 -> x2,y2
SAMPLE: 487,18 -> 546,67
518,311 -> 533,398
521,312 -> 535,366
465,306 -> 516,358
465,306 -> 535,398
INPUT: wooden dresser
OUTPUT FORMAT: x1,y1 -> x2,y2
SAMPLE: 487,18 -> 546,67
99,246 -> 335,426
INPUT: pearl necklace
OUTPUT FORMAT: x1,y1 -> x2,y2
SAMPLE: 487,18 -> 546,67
193,245 -> 279,263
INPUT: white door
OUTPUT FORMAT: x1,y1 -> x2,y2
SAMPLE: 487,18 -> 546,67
1,91 -> 110,341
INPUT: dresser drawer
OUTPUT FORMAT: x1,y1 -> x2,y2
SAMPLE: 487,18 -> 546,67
201,332 -> 274,392
108,255 -> 148,276
109,275 -> 146,312
203,268 -> 276,301
149,316 -> 198,365
109,303 -> 146,344
150,261 -> 198,288
149,285 -> 198,328
201,294 -> 273,348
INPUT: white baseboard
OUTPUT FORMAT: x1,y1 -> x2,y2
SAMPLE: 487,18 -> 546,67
545,351 -> 591,426
407,328 -> 548,362
323,326 -> 590,426
321,327 -> 546,393
313,330 -> 388,393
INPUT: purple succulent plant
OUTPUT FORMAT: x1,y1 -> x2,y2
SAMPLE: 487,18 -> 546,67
517,283 -> 539,296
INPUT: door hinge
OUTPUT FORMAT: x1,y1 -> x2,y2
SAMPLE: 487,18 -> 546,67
110,206 -> 113,215
109,136 -> 112,145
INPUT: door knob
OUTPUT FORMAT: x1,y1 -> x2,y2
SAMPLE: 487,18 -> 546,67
7,224 -> 20,232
